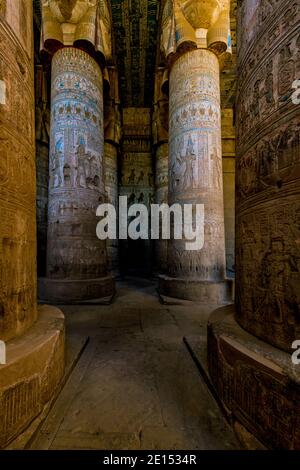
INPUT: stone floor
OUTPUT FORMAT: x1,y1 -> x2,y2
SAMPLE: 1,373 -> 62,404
30,278 -> 241,450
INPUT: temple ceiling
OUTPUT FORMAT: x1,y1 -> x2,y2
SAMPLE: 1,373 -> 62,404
111,0 -> 159,107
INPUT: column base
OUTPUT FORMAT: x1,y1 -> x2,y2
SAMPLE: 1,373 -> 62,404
207,305 -> 300,449
158,275 -> 232,303
0,305 -> 65,449
38,276 -> 115,304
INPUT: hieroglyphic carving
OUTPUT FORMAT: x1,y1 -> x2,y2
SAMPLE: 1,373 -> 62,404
0,0 -> 37,341
119,108 -> 154,274
236,0 -> 300,352
161,0 -> 231,60
110,0 -> 158,107
104,142 -> 119,272
167,49 -> 226,281
35,65 -> 51,277
47,47 -> 108,281
0,0 -> 6,17
103,68 -> 121,272
153,68 -> 169,272
208,311 -> 300,449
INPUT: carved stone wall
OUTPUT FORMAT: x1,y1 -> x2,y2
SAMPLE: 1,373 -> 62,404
235,0 -> 300,352
41,0 -> 112,62
40,47 -> 113,302
153,68 -> 169,274
222,108 -> 235,276
35,65 -> 50,277
120,108 -> 155,275
0,0 -> 37,341
104,141 -> 119,272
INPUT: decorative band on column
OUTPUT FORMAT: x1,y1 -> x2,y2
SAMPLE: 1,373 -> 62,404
39,47 -> 114,303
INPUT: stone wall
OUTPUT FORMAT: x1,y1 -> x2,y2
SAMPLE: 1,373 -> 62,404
119,108 -> 155,275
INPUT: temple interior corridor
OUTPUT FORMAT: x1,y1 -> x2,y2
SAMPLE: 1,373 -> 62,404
28,279 -> 240,450
1,0 -> 300,452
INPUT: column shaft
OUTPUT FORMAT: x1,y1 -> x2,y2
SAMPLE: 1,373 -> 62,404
159,48 -> 230,302
104,141 -> 119,273
0,1 -> 37,341
0,1 -> 65,448
40,47 -> 114,302
155,142 -> 169,273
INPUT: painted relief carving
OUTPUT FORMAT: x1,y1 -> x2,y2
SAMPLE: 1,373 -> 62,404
0,0 -> 37,342
0,0 -> 6,17
236,0 -> 300,352
166,49 -> 226,281
47,47 -> 108,280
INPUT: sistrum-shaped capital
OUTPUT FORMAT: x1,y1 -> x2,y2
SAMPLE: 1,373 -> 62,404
41,0 -> 112,62
161,0 -> 231,61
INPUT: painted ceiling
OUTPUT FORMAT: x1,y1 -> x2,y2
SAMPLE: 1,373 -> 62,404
111,0 -> 159,108
34,0 -> 159,107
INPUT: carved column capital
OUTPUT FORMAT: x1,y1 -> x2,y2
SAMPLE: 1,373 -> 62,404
41,0 -> 112,63
160,0 -> 231,66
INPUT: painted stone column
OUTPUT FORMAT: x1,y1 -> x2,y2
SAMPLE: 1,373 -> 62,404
39,47 -> 114,302
159,49 -> 230,302
155,142 -> 169,273
207,0 -> 300,450
0,0 -> 64,449
104,141 -> 119,273
153,68 -> 169,274
0,0 -> 37,342
104,67 -> 121,274
35,65 -> 51,277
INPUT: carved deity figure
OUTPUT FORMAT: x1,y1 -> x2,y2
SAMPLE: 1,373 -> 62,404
210,146 -> 222,189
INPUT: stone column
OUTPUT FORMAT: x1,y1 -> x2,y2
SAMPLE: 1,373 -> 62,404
154,142 -> 169,273
207,0 -> 300,450
104,141 -> 119,273
159,49 -> 230,302
39,47 -> 114,303
35,65 -> 50,277
0,0 -> 64,448
153,69 -> 169,274
0,1 -> 37,343
104,67 -> 121,275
